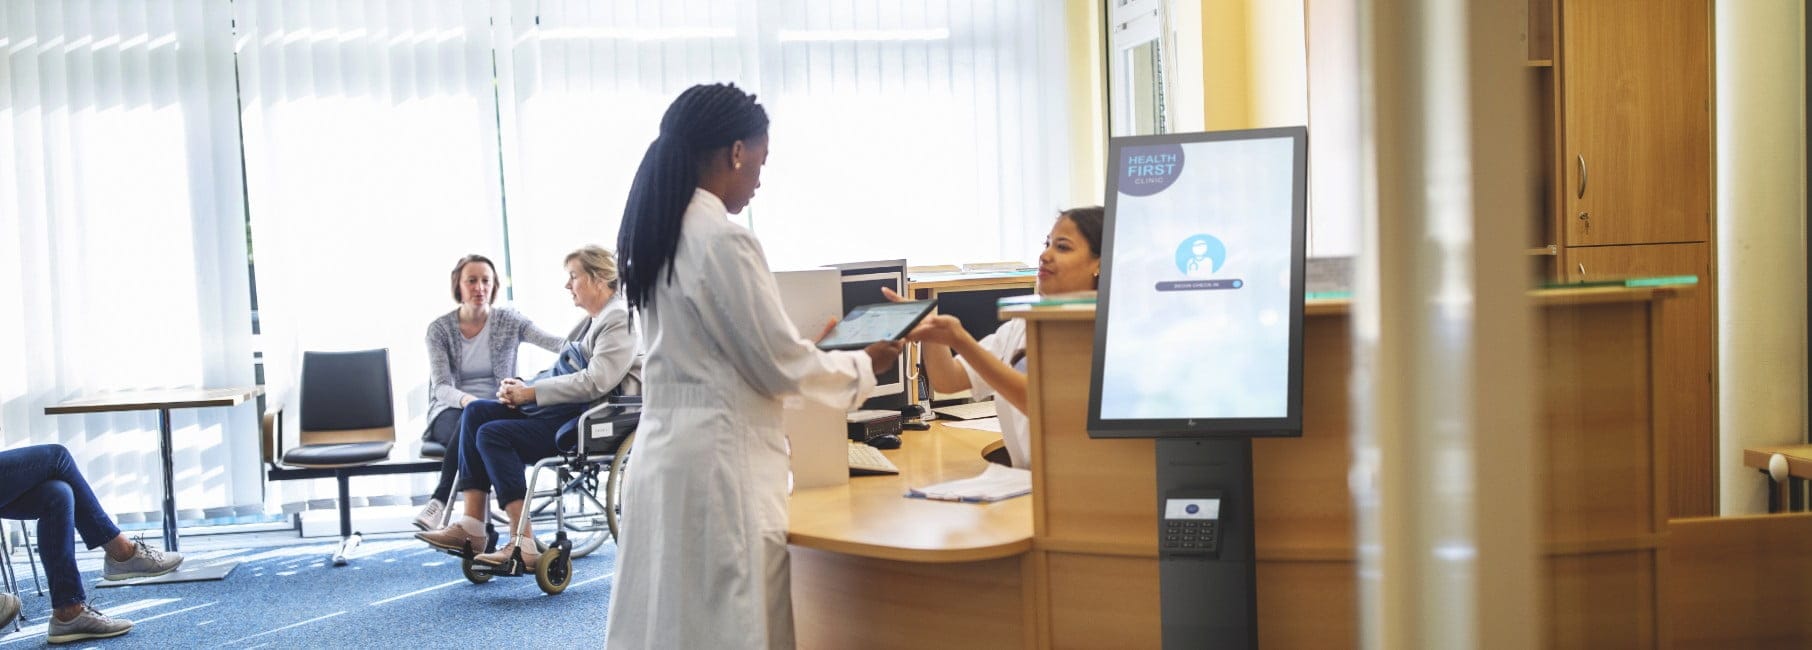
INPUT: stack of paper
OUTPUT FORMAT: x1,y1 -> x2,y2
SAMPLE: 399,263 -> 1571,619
905,464 -> 1031,503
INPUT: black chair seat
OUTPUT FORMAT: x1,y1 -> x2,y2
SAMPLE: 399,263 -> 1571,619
284,441 -> 394,467
420,440 -> 446,459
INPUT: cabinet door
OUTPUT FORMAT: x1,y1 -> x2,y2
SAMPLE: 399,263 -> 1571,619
1562,0 -> 1710,246
1566,243 -> 1714,517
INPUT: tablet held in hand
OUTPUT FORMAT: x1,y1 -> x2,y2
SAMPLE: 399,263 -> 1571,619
816,300 -> 937,351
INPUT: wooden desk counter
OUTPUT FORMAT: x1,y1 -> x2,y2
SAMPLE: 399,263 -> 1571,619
789,424 -> 1035,649
788,424 -> 1032,562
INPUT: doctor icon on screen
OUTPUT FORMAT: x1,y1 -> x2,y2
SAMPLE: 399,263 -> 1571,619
1186,239 -> 1213,276
1176,234 -> 1226,278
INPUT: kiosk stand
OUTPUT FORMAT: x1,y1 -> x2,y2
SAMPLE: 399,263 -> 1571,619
1090,126 -> 1308,650
1156,438 -> 1257,648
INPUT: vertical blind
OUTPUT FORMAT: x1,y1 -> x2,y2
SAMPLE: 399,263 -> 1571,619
499,0 -> 1072,333
235,0 -> 510,503
4,0 -> 1069,517
0,0 -> 260,521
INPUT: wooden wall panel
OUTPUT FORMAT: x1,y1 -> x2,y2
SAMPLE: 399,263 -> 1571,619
1044,553 -> 1161,649
1547,551 -> 1658,648
1029,318 -> 1155,549
792,548 -> 1025,650
1256,560 -> 1358,648
1668,514 -> 1812,648
1538,302 -> 1659,543
1567,243 -> 1715,517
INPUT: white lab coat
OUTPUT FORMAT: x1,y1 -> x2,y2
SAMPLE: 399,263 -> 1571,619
604,189 -> 878,650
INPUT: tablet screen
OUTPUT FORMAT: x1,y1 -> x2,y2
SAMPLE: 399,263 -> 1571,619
816,300 -> 936,351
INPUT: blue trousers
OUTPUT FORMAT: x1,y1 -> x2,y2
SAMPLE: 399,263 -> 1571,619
0,444 -> 123,609
455,400 -> 562,507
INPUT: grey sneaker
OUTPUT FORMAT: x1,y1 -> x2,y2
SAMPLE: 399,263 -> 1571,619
0,592 -> 19,631
47,605 -> 132,644
102,540 -> 184,581
412,498 -> 446,531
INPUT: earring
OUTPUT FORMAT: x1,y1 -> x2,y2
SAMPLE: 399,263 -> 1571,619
734,161 -> 743,170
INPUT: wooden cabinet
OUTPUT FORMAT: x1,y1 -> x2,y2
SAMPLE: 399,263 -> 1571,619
1528,0 -> 1716,517
1567,243 -> 1716,517
1560,0 -> 1711,246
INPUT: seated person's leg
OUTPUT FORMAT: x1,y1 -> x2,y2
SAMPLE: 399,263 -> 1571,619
0,480 -> 133,642
471,417 -> 564,566
415,407 -> 465,531
416,400 -> 523,552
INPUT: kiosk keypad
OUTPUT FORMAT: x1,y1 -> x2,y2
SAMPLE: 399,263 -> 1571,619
1160,497 -> 1222,556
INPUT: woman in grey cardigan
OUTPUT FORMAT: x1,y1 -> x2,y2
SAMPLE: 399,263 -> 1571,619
415,254 -> 562,531
415,245 -> 641,566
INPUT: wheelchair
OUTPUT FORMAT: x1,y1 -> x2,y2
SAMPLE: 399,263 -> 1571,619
434,395 -> 640,595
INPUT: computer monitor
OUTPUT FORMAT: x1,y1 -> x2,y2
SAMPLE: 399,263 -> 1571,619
938,286 -> 1036,342
827,260 -> 909,410
1088,126 -> 1308,438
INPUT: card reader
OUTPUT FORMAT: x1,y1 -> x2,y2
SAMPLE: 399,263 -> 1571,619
1160,492 -> 1223,559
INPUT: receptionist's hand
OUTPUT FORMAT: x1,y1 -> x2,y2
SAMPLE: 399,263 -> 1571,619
863,340 -> 903,375
905,314 -> 966,347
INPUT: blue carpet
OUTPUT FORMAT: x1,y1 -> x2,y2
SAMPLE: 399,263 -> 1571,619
0,534 -> 616,648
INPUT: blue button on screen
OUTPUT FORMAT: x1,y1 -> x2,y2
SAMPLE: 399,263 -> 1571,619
1185,504 -> 1199,515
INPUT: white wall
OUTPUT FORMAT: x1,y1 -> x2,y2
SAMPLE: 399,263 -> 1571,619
1717,0 -> 1807,514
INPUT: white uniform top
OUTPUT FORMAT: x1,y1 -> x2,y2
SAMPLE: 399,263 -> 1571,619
957,318 -> 1031,468
604,189 -> 878,650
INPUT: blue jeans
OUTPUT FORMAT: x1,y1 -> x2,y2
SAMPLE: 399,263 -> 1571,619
455,400 -> 563,507
0,444 -> 123,609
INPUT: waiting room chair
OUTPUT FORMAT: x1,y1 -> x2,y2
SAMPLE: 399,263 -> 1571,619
261,349 -> 399,565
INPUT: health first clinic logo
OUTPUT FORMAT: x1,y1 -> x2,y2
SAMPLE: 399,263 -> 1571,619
1118,144 -> 1184,197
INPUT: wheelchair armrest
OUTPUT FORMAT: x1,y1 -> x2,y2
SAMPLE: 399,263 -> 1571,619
577,400 -> 641,456
606,395 -> 642,406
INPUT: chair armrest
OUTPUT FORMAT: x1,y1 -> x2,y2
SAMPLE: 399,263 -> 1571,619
262,389 -> 292,466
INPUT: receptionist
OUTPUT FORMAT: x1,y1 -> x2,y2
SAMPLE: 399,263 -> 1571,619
885,206 -> 1104,469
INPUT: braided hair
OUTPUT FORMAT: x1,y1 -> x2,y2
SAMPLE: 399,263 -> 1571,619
617,83 -> 770,309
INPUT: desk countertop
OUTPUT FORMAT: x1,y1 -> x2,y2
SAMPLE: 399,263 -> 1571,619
787,424 -> 1032,563
45,386 -> 263,415
1743,444 -> 1812,478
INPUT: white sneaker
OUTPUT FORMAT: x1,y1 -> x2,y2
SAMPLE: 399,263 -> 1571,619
412,499 -> 447,532
47,605 -> 132,644
102,540 -> 183,581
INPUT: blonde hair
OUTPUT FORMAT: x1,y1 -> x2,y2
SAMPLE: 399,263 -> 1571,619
566,245 -> 620,289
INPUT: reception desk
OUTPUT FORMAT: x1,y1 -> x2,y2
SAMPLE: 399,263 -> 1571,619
790,286 -> 1683,648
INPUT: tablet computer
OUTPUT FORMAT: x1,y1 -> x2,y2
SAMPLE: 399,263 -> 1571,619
815,300 -> 937,351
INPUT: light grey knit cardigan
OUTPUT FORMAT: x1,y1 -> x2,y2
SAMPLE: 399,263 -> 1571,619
423,306 -> 562,431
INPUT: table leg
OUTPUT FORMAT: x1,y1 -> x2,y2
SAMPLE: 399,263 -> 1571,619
157,408 -> 179,552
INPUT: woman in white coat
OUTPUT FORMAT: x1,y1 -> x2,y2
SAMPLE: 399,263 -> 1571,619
604,83 -> 902,649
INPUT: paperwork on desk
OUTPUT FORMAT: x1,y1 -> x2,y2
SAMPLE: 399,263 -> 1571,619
940,417 -> 1002,433
905,464 -> 1031,503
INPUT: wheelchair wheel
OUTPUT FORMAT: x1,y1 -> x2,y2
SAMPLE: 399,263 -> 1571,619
605,431 -> 635,542
461,557 -> 492,584
535,545 -> 572,595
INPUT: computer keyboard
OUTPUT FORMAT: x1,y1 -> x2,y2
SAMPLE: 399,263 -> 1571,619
933,400 -> 998,421
848,441 -> 900,476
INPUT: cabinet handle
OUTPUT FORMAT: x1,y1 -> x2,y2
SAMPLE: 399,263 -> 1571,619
1576,154 -> 1587,198
1577,262 -> 1586,279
